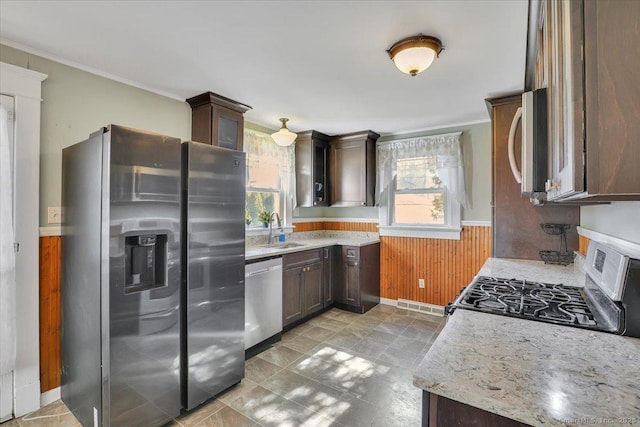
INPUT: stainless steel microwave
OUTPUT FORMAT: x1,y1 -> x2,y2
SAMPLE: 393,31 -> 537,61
507,88 -> 548,195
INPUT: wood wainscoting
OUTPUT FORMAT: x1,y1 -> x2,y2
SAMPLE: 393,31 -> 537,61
38,221 -> 488,392
323,222 -> 377,232
39,236 -> 61,392
292,221 -> 324,232
579,234 -> 590,256
380,225 -> 492,306
293,221 -> 378,233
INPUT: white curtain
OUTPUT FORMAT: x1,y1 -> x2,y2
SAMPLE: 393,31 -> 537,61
244,130 -> 296,224
0,104 -> 16,379
376,131 -> 467,207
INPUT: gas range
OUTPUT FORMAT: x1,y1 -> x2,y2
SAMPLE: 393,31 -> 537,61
447,241 -> 640,337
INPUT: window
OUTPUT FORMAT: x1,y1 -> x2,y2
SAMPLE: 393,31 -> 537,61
377,132 -> 465,240
244,130 -> 295,228
393,156 -> 445,225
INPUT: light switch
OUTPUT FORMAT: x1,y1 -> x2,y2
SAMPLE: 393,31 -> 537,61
48,206 -> 63,224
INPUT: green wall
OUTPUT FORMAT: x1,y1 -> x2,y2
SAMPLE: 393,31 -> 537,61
2,43 -> 491,226
581,202 -> 640,245
1,43 -> 192,226
295,121 -> 492,222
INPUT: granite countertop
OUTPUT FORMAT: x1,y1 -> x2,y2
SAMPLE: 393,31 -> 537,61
476,257 -> 587,287
245,231 -> 380,261
413,257 -> 640,427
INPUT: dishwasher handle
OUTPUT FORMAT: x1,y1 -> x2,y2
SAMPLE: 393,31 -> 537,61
246,264 -> 282,277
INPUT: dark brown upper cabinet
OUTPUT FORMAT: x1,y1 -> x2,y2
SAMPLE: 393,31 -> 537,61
186,91 -> 251,151
486,94 -> 579,260
295,130 -> 330,207
329,130 -> 380,207
527,0 -> 640,202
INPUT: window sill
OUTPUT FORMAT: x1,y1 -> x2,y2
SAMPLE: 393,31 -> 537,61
245,226 -> 294,237
378,225 -> 461,240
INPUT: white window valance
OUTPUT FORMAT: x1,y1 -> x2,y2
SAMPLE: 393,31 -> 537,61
376,131 -> 467,207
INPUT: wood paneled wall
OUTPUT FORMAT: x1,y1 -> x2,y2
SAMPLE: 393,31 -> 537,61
293,221 -> 378,233
324,222 -> 378,232
579,235 -> 590,256
39,236 -> 61,392
380,226 -> 492,306
37,221 -> 487,392
292,221 -> 324,232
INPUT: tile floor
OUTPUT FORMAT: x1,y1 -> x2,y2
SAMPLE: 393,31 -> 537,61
7,304 -> 446,427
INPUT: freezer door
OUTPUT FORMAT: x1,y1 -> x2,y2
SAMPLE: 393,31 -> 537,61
107,125 -> 182,426
183,142 -> 246,410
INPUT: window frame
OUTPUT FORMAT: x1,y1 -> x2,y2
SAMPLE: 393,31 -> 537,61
379,157 -> 461,240
243,130 -> 295,233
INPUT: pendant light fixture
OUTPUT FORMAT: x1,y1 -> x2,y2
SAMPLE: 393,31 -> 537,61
271,118 -> 297,146
387,34 -> 443,76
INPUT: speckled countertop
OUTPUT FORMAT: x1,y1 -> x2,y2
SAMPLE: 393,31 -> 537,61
245,230 -> 379,261
476,257 -> 587,287
413,257 -> 640,427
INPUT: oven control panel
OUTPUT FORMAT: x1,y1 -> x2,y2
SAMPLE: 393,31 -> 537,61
584,241 -> 629,302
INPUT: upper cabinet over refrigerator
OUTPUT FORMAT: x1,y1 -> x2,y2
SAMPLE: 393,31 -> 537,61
186,91 -> 252,151
527,0 -> 640,202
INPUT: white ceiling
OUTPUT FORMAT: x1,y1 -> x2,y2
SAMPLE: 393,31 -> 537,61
0,0 -> 527,135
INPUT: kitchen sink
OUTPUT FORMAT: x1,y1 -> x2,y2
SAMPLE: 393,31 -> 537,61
261,242 -> 306,249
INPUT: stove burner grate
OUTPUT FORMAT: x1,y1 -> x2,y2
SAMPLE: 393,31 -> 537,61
456,276 -> 599,329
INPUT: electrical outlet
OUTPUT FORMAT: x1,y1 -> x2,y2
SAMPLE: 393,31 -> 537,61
419,278 -> 425,289
48,206 -> 63,224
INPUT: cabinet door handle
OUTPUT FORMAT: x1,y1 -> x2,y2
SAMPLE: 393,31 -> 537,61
508,106 -> 523,184
545,179 -> 560,192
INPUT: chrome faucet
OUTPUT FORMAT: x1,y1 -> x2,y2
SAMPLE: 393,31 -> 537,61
267,212 -> 284,245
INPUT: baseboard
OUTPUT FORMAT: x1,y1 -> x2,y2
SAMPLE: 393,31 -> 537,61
380,297 -> 445,317
40,387 -> 60,407
14,380 -> 40,417
380,297 -> 396,306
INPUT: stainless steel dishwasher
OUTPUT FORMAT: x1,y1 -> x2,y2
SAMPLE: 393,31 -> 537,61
244,257 -> 283,350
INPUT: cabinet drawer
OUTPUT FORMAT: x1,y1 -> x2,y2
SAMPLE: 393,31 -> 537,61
283,249 -> 322,269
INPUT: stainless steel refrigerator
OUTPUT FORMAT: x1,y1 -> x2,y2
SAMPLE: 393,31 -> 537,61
61,125 -> 245,426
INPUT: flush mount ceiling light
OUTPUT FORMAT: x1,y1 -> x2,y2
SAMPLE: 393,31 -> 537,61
386,34 -> 444,76
271,118 -> 297,146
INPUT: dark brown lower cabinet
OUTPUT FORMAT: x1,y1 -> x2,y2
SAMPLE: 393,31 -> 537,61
322,246 -> 335,307
282,249 -> 325,327
334,243 -> 380,314
283,265 -> 305,325
422,392 -> 531,427
303,261 -> 323,315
